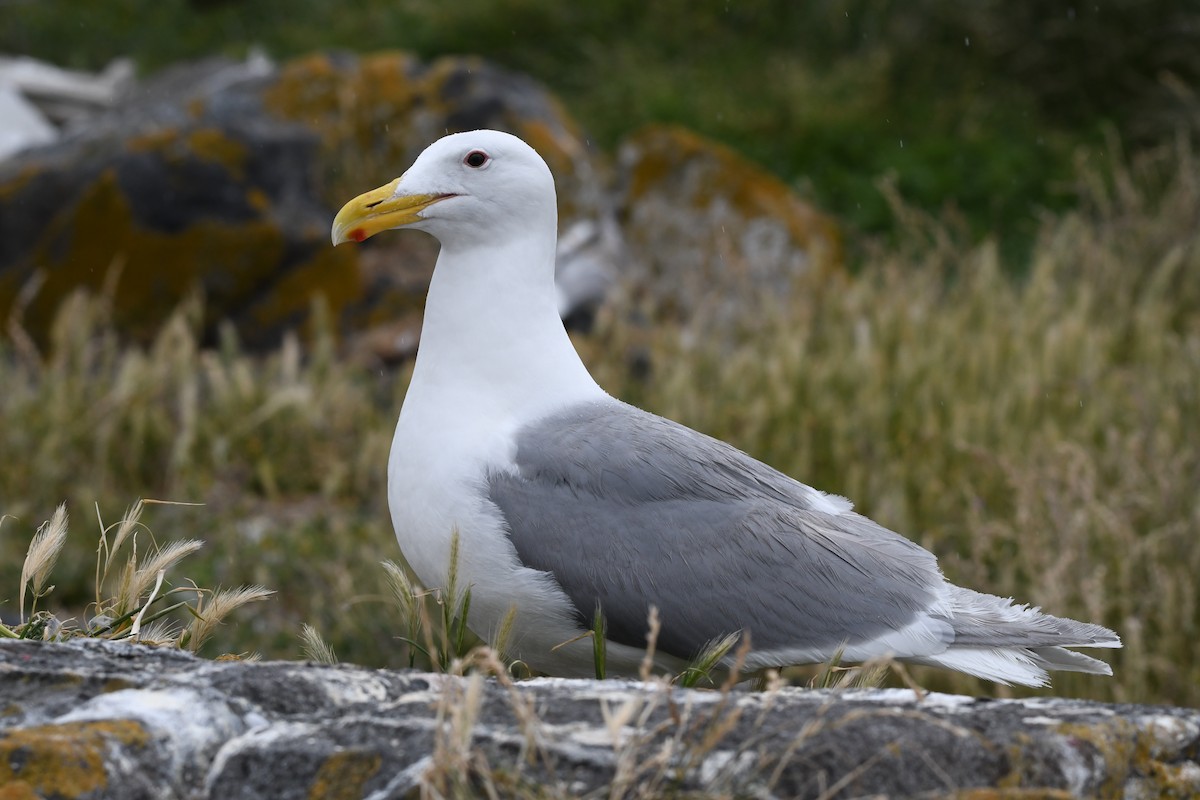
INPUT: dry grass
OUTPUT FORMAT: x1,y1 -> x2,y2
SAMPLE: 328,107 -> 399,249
589,136 -> 1200,705
2,500 -> 272,649
2,141 -> 1197,705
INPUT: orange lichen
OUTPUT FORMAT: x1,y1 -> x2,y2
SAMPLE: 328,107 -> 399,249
247,187 -> 271,212
263,50 -> 593,218
0,782 -> 41,799
262,52 -> 357,136
127,127 -> 248,178
126,128 -> 182,155
3,50 -> 600,350
20,169 -> 285,344
307,750 -> 383,800
623,124 -> 843,273
244,242 -> 361,338
0,719 -> 149,797
263,52 -> 424,204
355,52 -> 421,138
186,97 -> 207,119
101,678 -> 134,693
187,128 -> 249,176
517,118 -> 577,179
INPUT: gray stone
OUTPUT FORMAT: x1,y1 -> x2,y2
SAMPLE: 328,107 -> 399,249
0,51 -> 610,355
616,124 -> 842,327
1,53 -> 856,362
2,639 -> 1197,798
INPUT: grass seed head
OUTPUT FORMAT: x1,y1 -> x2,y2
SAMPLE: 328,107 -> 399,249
120,539 -> 204,613
19,503 -> 68,620
185,585 -> 274,652
300,623 -> 338,664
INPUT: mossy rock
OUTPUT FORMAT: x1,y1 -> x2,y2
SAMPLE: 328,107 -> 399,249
256,51 -> 608,361
0,59 -> 357,351
261,52 -> 601,219
616,124 -> 842,323
0,51 -> 603,354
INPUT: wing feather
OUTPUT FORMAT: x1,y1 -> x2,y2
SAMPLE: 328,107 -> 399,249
488,399 -> 946,661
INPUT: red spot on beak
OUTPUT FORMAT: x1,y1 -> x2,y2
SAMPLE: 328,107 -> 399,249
350,228 -> 367,243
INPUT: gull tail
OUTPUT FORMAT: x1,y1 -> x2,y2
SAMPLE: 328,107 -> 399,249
906,586 -> 1121,687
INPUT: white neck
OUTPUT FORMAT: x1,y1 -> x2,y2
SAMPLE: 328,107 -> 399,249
404,231 -> 605,422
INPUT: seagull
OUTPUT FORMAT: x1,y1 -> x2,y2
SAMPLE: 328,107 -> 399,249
331,129 -> 1121,686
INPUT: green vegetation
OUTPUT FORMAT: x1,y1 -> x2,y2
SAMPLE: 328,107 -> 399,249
5,1 -> 1198,252
2,138 -> 1196,705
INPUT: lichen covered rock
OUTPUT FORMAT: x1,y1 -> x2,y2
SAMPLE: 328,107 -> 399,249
3,639 -> 1198,799
617,124 -> 842,323
0,52 -> 602,354
1,54 -> 849,357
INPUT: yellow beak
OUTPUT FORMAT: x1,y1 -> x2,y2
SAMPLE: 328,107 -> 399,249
330,178 -> 452,245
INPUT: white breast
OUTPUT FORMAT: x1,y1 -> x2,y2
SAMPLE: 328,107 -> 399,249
387,384 -> 618,675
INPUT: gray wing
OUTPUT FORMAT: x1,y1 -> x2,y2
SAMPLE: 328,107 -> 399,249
487,399 -> 946,661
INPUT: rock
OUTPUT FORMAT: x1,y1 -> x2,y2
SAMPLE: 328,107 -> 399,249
0,52 -> 609,354
0,86 -> 57,162
0,56 -> 134,160
616,124 -> 842,324
0,55 -> 350,350
3,640 -> 1197,798
257,51 -> 615,359
554,217 -> 622,331
1,54 -> 847,356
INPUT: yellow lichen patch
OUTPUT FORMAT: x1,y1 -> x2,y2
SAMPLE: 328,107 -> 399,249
517,117 -> 579,180
516,111 -> 598,221
264,51 -> 422,204
262,53 -> 342,124
0,719 -> 149,797
1141,760 -> 1200,797
263,50 -> 595,220
307,749 -> 382,800
355,53 -> 421,133
23,169 -> 285,345
1062,720 -> 1137,793
244,241 -> 361,338
187,128 -> 249,177
622,124 -> 843,274
621,124 -> 706,201
126,127 -> 182,155
247,187 -> 271,212
186,97 -> 207,120
127,126 -> 248,178
423,54 -> 489,109
997,733 -> 1035,790
102,678 -> 134,693
0,781 -> 41,800
1051,719 -> 1190,800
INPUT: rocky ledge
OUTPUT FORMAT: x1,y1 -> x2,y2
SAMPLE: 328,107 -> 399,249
1,639 -> 1197,799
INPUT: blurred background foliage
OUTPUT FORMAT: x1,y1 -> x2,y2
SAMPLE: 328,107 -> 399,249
2,1 -> 1199,705
5,0 -> 1199,253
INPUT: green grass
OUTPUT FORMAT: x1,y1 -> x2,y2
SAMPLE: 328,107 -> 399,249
2,139 -> 1196,704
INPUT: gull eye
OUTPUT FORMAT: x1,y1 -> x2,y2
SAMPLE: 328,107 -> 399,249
464,150 -> 490,168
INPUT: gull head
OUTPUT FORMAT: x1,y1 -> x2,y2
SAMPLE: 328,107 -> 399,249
331,129 -> 557,250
